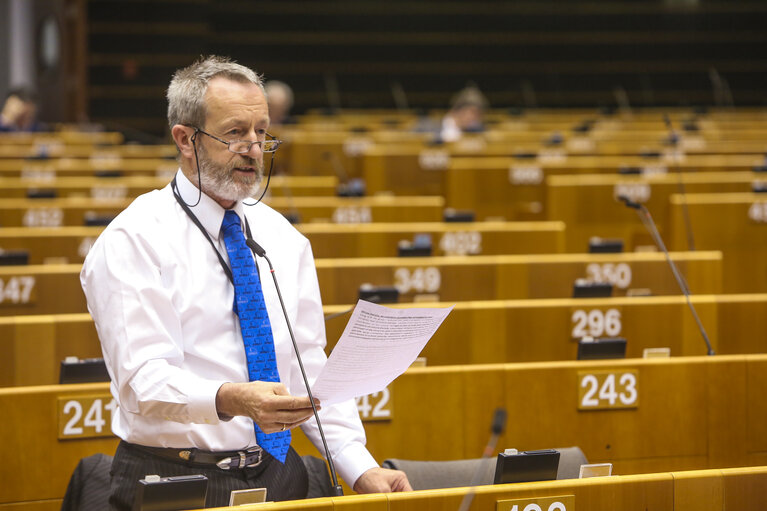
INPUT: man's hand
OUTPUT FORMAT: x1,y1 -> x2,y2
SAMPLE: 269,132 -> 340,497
353,467 -> 413,494
216,381 -> 319,433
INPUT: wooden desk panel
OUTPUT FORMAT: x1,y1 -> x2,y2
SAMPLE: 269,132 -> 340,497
324,294 -> 764,364
0,175 -> 339,199
280,356 -> 767,478
299,221 -> 566,257
0,252 -> 721,317
199,467 -> 767,511
0,143 -> 176,159
668,193 -> 767,293
315,251 -> 722,304
0,131 -> 124,146
0,195 -> 445,228
0,264 -> 86,316
546,171 -> 759,252
0,313 -> 100,386
4,357 -> 767,506
0,158 -> 178,178
0,221 -> 565,265
3,293 -> 765,387
0,383 -> 120,505
446,154 -> 763,221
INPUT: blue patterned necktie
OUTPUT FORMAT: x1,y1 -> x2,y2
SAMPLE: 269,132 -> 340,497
221,210 -> 291,463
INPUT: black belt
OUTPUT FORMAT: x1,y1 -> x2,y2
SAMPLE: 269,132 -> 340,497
132,443 -> 264,470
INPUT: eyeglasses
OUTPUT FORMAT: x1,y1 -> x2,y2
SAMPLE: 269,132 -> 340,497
192,127 -> 282,154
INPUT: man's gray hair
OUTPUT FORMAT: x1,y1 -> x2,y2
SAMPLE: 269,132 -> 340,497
166,55 -> 264,130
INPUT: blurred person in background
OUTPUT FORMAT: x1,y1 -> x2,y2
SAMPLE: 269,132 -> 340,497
0,87 -> 45,132
439,84 -> 488,142
265,80 -> 296,127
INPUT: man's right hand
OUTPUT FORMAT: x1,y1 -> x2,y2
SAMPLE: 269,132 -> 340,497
215,381 -> 319,433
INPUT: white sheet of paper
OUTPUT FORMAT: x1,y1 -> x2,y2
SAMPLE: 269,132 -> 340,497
311,300 -> 453,405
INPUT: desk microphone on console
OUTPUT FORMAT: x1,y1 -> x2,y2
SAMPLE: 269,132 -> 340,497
458,408 -> 507,511
663,114 -> 696,251
245,237 -> 345,496
617,195 -> 714,355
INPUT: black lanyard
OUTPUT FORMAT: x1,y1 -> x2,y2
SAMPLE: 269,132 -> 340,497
171,177 -> 258,285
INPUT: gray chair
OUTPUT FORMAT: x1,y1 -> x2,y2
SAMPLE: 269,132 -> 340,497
60,453 -> 113,511
382,446 -> 588,491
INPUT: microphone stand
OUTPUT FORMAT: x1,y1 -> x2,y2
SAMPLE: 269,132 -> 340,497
246,238 -> 344,496
663,114 -> 696,251
617,196 -> 714,355
457,408 -> 507,511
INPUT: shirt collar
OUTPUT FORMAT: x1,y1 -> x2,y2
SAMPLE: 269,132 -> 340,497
174,170 -> 247,242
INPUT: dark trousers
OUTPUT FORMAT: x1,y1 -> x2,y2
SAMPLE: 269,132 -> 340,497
110,441 -> 308,510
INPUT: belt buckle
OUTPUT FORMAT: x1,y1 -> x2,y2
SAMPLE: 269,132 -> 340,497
244,447 -> 263,468
215,447 -> 262,470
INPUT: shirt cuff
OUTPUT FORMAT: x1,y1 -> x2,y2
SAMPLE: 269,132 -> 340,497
332,441 -> 379,490
187,379 -> 229,425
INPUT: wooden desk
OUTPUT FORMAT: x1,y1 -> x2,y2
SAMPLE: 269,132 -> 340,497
0,252 -> 721,316
323,294 -> 767,364
4,355 -> 767,507
264,221 -> 566,258
4,293 -> 765,386
314,251 -> 723,304
0,131 -> 124,146
668,192 -> 767,293
0,264 -> 86,316
0,175 -> 339,199
0,157 -> 178,179
445,154 -> 763,221
545,171 -> 760,252
0,143 -> 176,159
292,355 -> 767,475
0,313 -> 100,386
0,221 -> 565,265
200,466 -> 767,511
0,195 -> 445,227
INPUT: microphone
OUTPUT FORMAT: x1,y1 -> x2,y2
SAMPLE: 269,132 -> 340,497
457,408 -> 507,511
245,237 -> 344,496
616,195 -> 714,355
663,114 -> 695,251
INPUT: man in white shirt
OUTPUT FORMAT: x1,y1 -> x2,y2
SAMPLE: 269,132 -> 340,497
81,56 -> 410,509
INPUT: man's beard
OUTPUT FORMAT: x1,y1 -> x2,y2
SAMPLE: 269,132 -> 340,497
195,143 -> 264,203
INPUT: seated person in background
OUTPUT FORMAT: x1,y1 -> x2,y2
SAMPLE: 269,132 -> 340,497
81,55 -> 410,510
265,80 -> 296,127
0,87 -> 44,132
440,84 -> 488,142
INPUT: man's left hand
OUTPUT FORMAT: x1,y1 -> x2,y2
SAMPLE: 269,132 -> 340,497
353,467 -> 413,493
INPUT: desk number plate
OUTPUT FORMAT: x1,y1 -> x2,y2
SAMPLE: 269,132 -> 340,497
578,369 -> 639,410
355,387 -> 392,422
58,394 -> 116,440
497,495 -> 575,511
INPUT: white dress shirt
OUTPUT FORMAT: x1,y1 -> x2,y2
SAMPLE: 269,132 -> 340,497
81,170 -> 377,486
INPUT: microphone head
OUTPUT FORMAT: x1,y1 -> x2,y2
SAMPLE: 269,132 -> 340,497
492,408 -> 507,435
617,194 -> 641,210
245,238 -> 266,257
